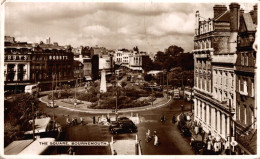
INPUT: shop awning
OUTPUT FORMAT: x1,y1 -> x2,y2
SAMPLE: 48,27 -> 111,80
24,117 -> 51,134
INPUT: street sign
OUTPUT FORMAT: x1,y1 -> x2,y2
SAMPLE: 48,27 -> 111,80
230,141 -> 238,147
39,141 -> 109,146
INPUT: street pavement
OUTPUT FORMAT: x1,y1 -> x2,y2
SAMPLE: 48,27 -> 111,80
37,97 -> 195,155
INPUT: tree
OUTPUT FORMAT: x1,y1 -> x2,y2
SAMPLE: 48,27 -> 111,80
133,46 -> 139,53
144,74 -> 153,82
165,45 -> 184,57
142,56 -> 153,72
121,81 -> 127,95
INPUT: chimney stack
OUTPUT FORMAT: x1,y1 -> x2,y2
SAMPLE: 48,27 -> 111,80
229,3 -> 240,32
195,11 -> 200,35
253,4 -> 257,24
240,8 -> 244,15
213,5 -> 227,18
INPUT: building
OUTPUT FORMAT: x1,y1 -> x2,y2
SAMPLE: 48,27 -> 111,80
193,3 -> 257,154
234,5 -> 257,154
90,46 -> 107,57
4,36 -> 74,91
73,60 -> 84,86
193,3 -> 239,142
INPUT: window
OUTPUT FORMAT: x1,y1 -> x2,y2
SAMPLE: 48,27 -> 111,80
215,109 -> 217,129
220,71 -> 222,85
226,72 -> 228,87
241,54 -> 244,65
244,105 -> 247,125
237,103 -> 240,120
251,80 -> 254,97
244,54 -> 248,66
251,108 -> 255,128
243,79 -> 248,94
240,78 -> 244,92
231,73 -> 234,87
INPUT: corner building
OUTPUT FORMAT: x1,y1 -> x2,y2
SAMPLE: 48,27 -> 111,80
193,3 -> 241,141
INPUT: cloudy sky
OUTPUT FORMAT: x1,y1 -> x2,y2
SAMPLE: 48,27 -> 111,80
5,1 -> 256,53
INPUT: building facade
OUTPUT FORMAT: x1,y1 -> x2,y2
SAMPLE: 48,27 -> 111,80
193,3 -> 257,154
4,37 -> 74,91
234,5 -> 257,154
193,3 -> 240,141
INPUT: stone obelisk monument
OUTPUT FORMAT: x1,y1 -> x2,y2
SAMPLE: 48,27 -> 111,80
100,69 -> 107,93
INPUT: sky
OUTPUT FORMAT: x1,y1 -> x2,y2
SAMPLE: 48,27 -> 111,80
4,1 -> 257,53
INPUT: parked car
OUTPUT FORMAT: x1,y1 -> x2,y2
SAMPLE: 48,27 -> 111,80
190,140 -> 206,154
110,122 -> 137,134
47,101 -> 58,108
117,117 -> 131,121
109,119 -> 134,131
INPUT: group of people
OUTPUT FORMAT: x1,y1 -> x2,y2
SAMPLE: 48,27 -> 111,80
92,115 -> 110,125
66,115 -> 85,126
145,129 -> 159,146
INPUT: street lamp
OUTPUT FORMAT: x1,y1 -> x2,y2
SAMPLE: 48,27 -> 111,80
115,73 -> 118,121
31,102 -> 35,141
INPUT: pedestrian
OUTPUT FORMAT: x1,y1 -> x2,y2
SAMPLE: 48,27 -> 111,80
80,117 -> 84,125
68,146 -> 74,155
146,129 -> 151,142
93,116 -> 96,124
161,115 -> 165,123
154,134 -> 159,146
66,116 -> 70,126
71,117 -> 75,125
153,130 -> 157,137
181,105 -> 184,112
113,150 -> 117,155
172,115 -> 176,124
97,116 -> 100,125
74,118 -> 78,125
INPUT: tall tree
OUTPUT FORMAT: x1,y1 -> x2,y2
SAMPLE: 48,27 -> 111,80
165,45 -> 184,57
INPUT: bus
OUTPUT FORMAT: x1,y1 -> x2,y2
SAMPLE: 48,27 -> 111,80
25,84 -> 39,96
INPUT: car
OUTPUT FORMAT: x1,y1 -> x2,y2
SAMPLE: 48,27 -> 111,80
117,117 -> 131,121
47,101 -> 58,108
109,119 -> 134,131
110,122 -> 137,134
190,140 -> 206,154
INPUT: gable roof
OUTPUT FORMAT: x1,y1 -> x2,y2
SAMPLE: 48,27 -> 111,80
243,13 -> 256,32
214,11 -> 230,22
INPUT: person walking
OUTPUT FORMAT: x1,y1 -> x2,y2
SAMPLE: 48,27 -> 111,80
161,115 -> 165,123
172,115 -> 176,124
93,116 -> 96,124
113,150 -> 117,155
154,134 -> 159,146
66,115 -> 70,126
80,117 -> 84,125
68,146 -> 74,155
146,129 -> 151,142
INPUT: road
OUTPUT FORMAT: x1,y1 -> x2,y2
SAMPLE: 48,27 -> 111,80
38,97 -> 195,155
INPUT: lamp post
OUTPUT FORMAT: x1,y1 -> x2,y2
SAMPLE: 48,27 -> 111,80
32,102 -> 35,141
115,73 -> 118,121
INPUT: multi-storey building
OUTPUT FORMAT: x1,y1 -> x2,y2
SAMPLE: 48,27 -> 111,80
234,5 -> 257,154
129,52 -> 143,72
193,3 -> 241,141
193,3 -> 257,154
4,37 -> 74,91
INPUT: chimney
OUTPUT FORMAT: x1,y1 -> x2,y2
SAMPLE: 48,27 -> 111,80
229,3 -> 240,32
213,5 -> 227,18
240,8 -> 244,15
195,11 -> 200,35
253,4 -> 257,24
